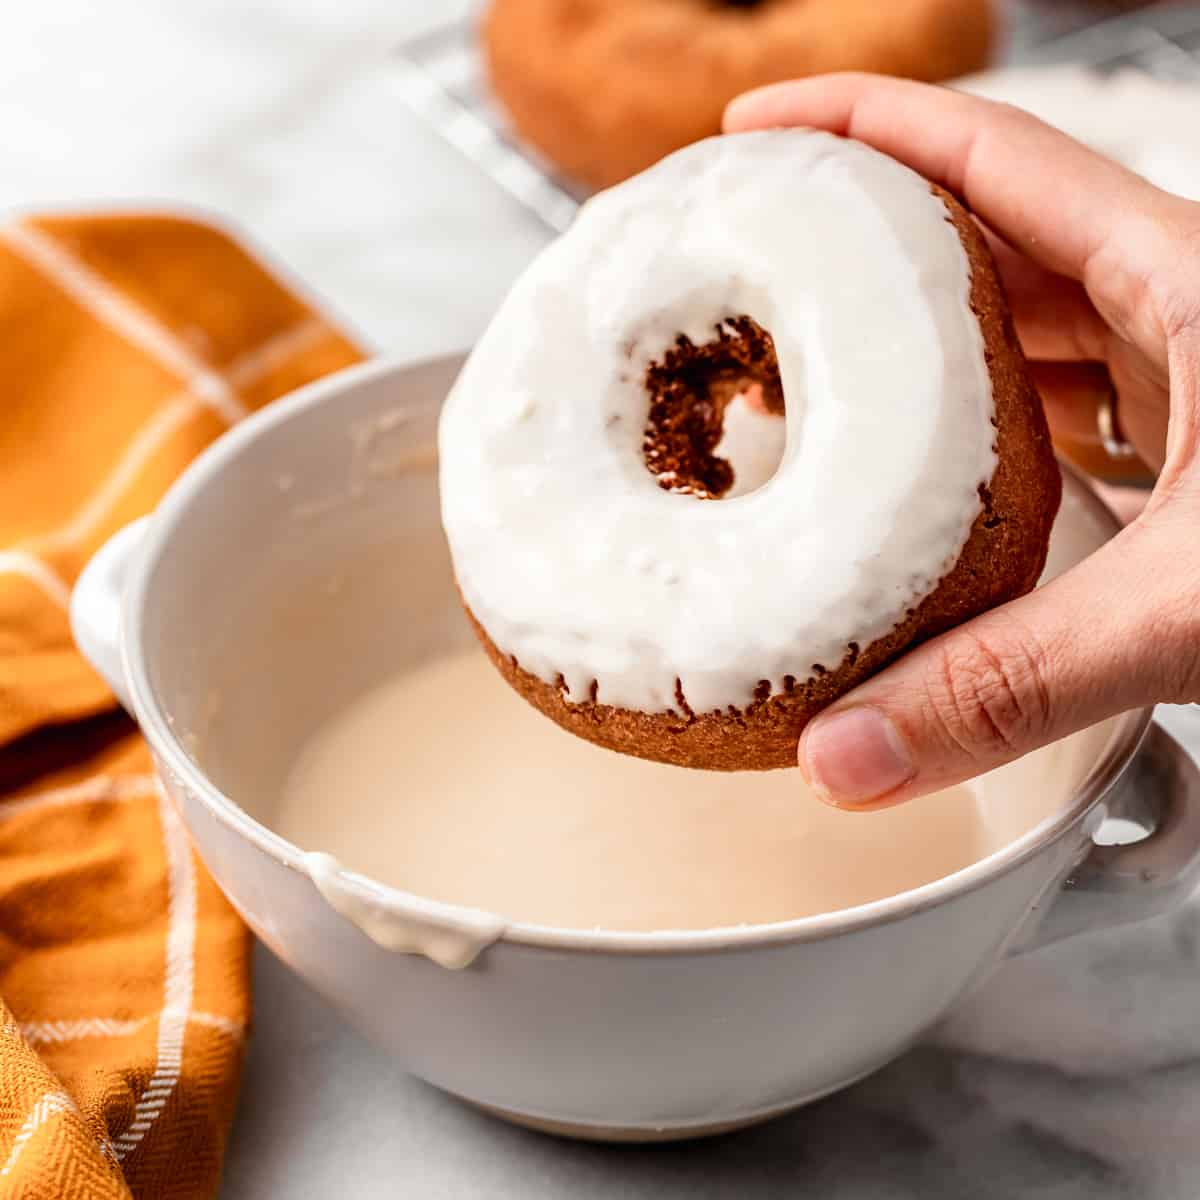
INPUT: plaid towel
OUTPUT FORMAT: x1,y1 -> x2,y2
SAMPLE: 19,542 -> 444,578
0,212 -> 363,1197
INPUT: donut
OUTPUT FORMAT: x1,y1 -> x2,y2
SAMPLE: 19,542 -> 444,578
484,0 -> 997,190
439,131 -> 1060,771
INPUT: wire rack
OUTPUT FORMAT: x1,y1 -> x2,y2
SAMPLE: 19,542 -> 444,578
394,3 -> 1200,233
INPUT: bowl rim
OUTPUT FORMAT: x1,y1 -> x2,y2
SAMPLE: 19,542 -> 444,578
121,353 -> 1152,956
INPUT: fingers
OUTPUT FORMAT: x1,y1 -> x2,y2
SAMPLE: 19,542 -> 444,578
1028,361 -> 1115,442
797,520 -> 1199,809
982,236 -> 1167,477
985,236 -> 1108,362
724,74 -> 1157,286
984,238 -> 1168,473
1023,360 -> 1162,486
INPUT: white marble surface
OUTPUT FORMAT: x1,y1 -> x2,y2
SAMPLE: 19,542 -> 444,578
5,2 -> 1200,1196
0,0 -> 546,359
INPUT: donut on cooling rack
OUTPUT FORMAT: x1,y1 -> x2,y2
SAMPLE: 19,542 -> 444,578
483,0 -> 997,189
438,131 -> 1060,771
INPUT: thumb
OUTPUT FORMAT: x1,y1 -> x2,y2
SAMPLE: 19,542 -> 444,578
797,519 -> 1193,809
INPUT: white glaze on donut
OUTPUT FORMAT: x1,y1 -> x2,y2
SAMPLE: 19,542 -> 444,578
439,131 -> 996,716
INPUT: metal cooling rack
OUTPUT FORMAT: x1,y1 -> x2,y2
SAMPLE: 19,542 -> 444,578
394,2 -> 1200,233
1024,3 -> 1200,74
393,12 -> 583,233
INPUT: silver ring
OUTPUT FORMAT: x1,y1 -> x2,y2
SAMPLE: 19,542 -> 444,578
1097,388 -> 1136,460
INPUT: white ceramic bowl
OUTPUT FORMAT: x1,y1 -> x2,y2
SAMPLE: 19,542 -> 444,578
72,355 -> 1200,1141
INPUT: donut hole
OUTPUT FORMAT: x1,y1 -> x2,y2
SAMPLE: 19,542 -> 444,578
642,316 -> 786,500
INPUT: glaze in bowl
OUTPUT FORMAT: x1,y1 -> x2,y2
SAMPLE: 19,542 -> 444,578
72,355 -> 1200,1140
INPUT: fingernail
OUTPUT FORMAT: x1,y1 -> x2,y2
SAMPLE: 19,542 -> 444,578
800,707 -> 916,806
723,93 -> 754,130
723,87 -> 772,130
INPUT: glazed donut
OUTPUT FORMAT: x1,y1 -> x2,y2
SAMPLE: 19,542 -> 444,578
484,0 -> 996,189
439,131 -> 1060,771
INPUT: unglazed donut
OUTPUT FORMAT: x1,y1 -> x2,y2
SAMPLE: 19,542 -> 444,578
439,131 -> 1060,771
484,0 -> 997,189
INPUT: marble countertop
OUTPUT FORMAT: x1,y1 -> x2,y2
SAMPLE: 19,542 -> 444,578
4,1 -> 1199,1196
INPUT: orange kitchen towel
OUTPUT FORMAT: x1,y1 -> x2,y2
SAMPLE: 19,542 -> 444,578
0,213 -> 365,1197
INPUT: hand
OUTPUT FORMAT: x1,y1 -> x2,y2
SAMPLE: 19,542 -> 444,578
724,74 -> 1200,808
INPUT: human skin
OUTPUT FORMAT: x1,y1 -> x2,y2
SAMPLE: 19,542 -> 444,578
723,74 -> 1200,808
